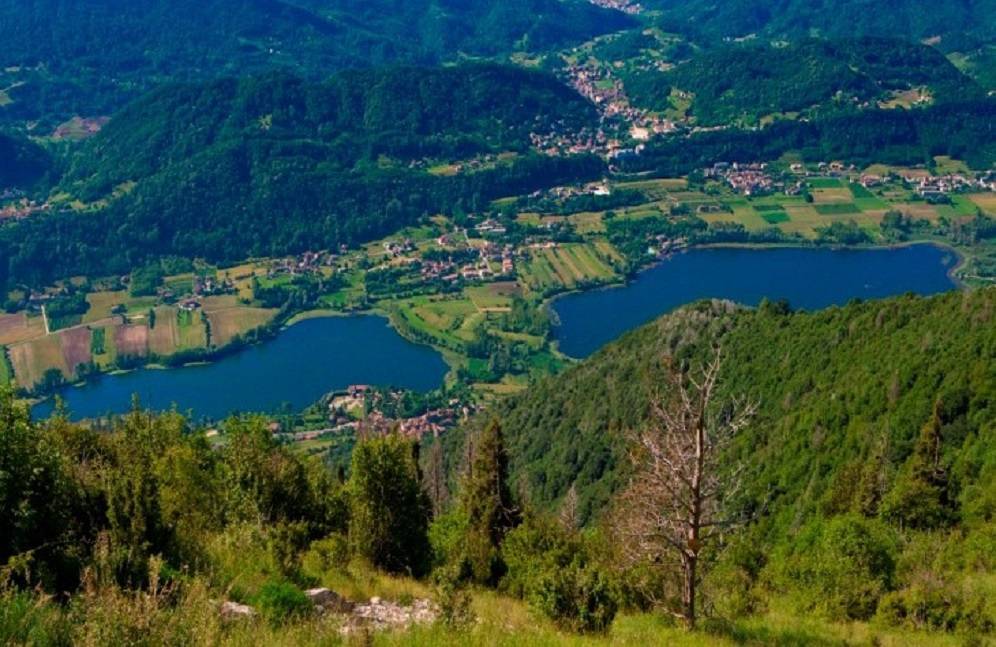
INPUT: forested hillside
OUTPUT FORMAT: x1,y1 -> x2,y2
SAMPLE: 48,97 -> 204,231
0,65 -> 605,291
0,133 -> 53,189
0,0 -> 631,130
474,289 -> 996,529
65,65 -> 597,197
623,99 -> 996,176
623,38 -> 980,125
649,0 -> 996,47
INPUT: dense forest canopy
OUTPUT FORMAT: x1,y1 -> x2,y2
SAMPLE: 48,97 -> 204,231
0,0 -> 631,130
64,64 -> 598,196
0,65 -> 606,291
647,0 -> 996,48
623,38 -> 981,125
466,290 -> 996,538
623,99 -> 996,176
0,132 -> 53,189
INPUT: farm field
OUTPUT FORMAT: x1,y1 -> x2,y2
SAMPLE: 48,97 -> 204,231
0,312 -> 46,345
467,282 -> 520,311
10,333 -> 69,388
520,243 -> 618,292
206,307 -> 277,346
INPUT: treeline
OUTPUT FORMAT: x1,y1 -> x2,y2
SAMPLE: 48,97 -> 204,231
623,38 -> 980,125
622,99 -> 996,176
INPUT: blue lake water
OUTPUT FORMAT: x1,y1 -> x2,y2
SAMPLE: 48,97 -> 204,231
32,315 -> 449,422
31,244 -> 959,421
552,244 -> 959,358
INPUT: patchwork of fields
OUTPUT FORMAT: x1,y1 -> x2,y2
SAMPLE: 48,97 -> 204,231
4,298 -> 277,391
520,243 -> 618,292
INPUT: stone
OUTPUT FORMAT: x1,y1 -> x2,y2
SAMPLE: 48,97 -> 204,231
306,587 -> 354,613
219,601 -> 255,620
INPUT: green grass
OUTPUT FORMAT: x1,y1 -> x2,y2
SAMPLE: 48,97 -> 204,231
0,347 -> 12,384
759,211 -> 790,224
815,203 -> 862,216
90,327 -> 106,356
808,178 -> 845,189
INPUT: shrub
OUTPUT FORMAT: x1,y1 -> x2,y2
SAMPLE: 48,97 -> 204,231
433,568 -> 476,630
767,515 -> 898,620
348,434 -> 432,576
0,589 -> 72,647
876,574 -> 994,634
529,557 -> 618,634
253,580 -> 313,626
301,533 -> 351,580
501,515 -> 617,633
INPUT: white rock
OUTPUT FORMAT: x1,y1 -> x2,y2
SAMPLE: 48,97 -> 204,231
220,601 -> 255,620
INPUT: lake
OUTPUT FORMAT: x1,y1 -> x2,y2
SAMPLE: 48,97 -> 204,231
32,315 -> 449,421
552,244 -> 959,358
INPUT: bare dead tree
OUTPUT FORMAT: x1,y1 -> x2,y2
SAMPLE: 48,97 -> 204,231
615,346 -> 757,629
559,482 -> 580,531
425,439 -> 450,516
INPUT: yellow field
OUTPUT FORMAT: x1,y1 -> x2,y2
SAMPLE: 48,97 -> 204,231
148,307 -> 181,356
969,193 -> 996,215
811,188 -> 854,203
176,310 -> 209,349
207,307 -> 276,346
10,335 -> 68,388
84,290 -> 127,323
0,313 -> 46,345
567,211 -> 606,234
201,295 -> 241,311
467,282 -> 520,310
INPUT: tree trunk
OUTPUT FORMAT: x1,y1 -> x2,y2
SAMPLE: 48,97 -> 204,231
682,553 -> 697,630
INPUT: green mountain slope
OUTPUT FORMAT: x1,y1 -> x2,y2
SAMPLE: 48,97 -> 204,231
623,38 -> 981,126
65,64 -> 597,197
0,133 -> 52,189
0,65 -> 605,290
474,288 -> 996,534
649,0 -> 996,48
0,0 -> 631,130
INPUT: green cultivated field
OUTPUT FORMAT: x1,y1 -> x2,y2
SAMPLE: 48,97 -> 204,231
521,243 -> 617,292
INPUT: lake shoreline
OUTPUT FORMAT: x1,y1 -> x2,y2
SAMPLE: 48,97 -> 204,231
550,243 -> 961,359
26,241 -> 964,418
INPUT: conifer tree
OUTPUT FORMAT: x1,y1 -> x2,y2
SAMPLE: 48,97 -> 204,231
461,419 -> 520,585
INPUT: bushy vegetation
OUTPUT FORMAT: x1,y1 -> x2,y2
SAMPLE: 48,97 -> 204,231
0,133 -> 53,188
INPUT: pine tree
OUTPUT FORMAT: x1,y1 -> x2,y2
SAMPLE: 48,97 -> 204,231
881,400 -> 954,529
461,419 -> 520,585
